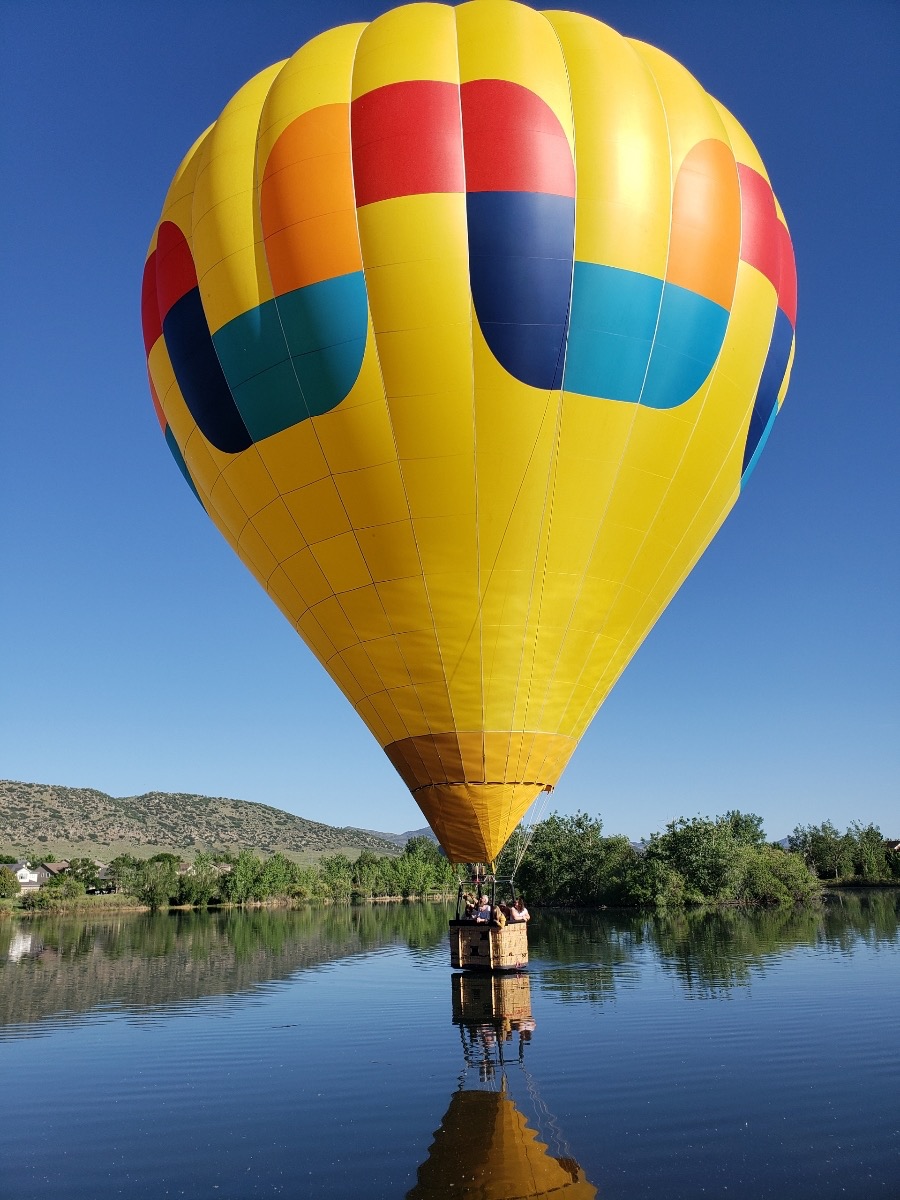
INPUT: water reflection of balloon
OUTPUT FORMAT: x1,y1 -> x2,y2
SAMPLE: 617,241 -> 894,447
143,0 -> 796,865
407,1088 -> 596,1200
407,973 -> 596,1198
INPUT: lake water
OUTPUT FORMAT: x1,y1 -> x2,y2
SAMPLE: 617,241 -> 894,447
1,893 -> 898,1199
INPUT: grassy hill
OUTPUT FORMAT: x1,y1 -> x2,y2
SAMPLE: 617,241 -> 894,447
0,779 -> 403,864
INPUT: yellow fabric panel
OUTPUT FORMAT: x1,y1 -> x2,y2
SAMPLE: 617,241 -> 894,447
220,447 -> 280,518
547,10 -> 669,275
396,630 -> 448,686
254,501 -> 309,576
309,531 -> 373,595
255,421 -> 329,495
266,566 -> 306,625
237,521 -> 278,582
368,688 -> 417,743
155,129 -> 211,252
357,520 -> 422,583
627,40 -> 727,177
711,98 -> 769,179
387,683 -> 431,732
350,2 -> 459,97
334,462 -> 409,529
365,635 -> 416,688
190,64 -> 284,333
147,339 -> 195,459
341,642 -> 392,697
309,595 -> 359,652
336,586 -> 394,642
282,477 -> 351,544
375,575 -> 433,633
256,24 -> 364,164
295,608 -> 338,663
312,396 -> 397,475
354,696 -> 393,745
456,0 -> 575,152
365,255 -> 471,336
325,656 -> 368,706
778,341 -> 796,409
207,474 -> 250,545
181,429 -> 222,501
281,548 -> 333,610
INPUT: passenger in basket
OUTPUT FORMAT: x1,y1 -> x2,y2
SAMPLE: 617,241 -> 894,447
509,897 -> 530,923
474,895 -> 492,922
462,892 -> 476,920
492,904 -> 507,927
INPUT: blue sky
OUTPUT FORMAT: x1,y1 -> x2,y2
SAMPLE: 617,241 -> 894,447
2,0 -> 897,842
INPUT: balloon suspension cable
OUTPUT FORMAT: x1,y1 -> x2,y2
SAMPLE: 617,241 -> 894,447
506,785 -> 554,881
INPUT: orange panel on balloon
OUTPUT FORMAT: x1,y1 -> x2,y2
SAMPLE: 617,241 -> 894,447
261,103 -> 362,295
667,139 -> 741,309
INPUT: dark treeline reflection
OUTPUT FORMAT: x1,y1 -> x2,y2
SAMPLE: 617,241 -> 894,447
0,902 -> 451,1031
2,891 -> 897,1029
532,888 -> 900,1001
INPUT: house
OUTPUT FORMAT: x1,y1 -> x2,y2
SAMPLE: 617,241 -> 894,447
7,862 -> 50,892
42,861 -> 70,878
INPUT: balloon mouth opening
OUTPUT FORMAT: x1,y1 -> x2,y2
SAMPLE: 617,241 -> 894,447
383,732 -> 575,863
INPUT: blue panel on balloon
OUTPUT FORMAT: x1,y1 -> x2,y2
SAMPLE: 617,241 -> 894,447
163,289 -> 252,455
741,306 -> 793,484
468,191 -> 574,390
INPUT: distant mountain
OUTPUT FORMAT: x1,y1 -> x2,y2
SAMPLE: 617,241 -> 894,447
362,825 -> 438,848
0,779 -> 403,862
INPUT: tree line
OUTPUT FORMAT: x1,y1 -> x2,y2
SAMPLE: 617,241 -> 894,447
502,812 -> 899,908
14,836 -> 458,911
4,814 -> 897,914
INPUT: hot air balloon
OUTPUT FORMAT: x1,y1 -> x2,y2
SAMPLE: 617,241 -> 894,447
142,1 -> 796,866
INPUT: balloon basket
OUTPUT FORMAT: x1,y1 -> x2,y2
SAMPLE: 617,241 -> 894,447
449,920 -> 528,971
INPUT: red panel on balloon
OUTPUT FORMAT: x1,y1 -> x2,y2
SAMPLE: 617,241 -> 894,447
738,164 -> 797,323
155,222 -> 199,321
351,80 -> 465,206
460,79 -> 575,197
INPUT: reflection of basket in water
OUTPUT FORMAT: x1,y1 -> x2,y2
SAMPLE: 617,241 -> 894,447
452,971 -> 531,1025
449,920 -> 528,971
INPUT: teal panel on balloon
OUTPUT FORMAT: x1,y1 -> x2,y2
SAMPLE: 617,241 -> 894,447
564,263 -> 730,408
641,284 -> 729,409
564,263 -> 660,401
211,272 -> 368,444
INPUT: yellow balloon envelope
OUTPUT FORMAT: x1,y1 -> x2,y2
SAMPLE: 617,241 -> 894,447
142,1 -> 797,863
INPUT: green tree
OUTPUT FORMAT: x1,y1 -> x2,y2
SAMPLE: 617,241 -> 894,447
258,853 -> 298,899
518,812 -> 638,906
220,850 -> 263,904
788,822 -> 853,880
722,810 -> 767,847
0,867 -> 19,898
136,858 -> 179,909
68,857 -> 101,891
352,849 -> 382,899
107,854 -> 142,895
319,853 -> 353,902
845,822 -> 887,881
178,851 -> 221,906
